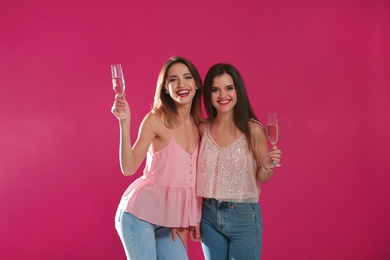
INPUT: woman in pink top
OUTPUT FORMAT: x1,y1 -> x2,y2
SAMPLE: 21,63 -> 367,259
111,57 -> 203,260
197,63 -> 282,259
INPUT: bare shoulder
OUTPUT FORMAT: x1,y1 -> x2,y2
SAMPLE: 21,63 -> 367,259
249,119 -> 266,141
249,119 -> 268,160
140,111 -> 166,136
249,119 -> 264,130
198,120 -> 210,137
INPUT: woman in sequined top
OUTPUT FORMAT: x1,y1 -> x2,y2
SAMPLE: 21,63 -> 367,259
111,56 -> 203,260
197,63 -> 282,260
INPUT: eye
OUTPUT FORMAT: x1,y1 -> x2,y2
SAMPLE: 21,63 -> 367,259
211,87 -> 218,93
169,77 -> 178,82
227,85 -> 235,91
185,75 -> 193,80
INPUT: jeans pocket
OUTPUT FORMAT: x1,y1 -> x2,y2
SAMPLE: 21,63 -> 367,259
230,203 -> 256,218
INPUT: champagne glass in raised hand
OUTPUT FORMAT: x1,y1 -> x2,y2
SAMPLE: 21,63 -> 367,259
111,64 -> 126,119
267,113 -> 281,167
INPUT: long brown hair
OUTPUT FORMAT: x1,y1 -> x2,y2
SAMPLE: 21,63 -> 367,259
152,56 -> 204,127
203,63 -> 259,150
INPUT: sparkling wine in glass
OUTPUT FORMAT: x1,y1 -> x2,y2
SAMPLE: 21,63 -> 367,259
267,113 -> 281,167
111,64 -> 125,96
111,64 -> 126,119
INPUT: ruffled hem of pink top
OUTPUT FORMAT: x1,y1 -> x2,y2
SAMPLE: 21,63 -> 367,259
118,178 -> 202,227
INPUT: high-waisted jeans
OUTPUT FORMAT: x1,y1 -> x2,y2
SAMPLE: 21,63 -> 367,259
115,209 -> 188,260
200,198 -> 262,260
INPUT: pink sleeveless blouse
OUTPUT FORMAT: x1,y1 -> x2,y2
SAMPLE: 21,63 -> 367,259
197,126 -> 260,203
117,132 -> 202,227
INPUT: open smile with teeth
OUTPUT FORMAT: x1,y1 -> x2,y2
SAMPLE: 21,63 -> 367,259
218,99 -> 231,105
177,90 -> 190,96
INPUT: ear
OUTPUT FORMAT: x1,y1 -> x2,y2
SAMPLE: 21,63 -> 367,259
164,85 -> 169,94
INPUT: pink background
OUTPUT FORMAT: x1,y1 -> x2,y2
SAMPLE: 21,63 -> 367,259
1,0 -> 389,259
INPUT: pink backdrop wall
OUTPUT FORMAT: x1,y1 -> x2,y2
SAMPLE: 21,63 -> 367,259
1,0 -> 389,259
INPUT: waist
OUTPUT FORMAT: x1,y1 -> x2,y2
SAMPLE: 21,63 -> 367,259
203,197 -> 258,205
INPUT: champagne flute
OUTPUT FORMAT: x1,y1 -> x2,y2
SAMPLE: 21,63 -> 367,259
111,64 -> 126,119
267,113 -> 281,167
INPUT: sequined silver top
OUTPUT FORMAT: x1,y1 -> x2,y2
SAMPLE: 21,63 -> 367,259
197,126 -> 260,203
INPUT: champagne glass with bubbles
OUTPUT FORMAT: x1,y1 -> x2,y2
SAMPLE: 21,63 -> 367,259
267,113 -> 281,167
111,64 -> 126,119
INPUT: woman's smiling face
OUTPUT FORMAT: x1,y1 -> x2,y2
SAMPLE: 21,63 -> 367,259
210,73 -> 237,114
165,63 -> 198,105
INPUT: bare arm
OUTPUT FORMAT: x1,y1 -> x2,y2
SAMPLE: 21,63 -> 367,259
112,94 -> 158,176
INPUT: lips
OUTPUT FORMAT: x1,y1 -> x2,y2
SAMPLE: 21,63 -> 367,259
218,99 -> 231,105
177,90 -> 190,96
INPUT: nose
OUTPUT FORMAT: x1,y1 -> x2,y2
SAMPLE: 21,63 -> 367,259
219,89 -> 226,98
178,78 -> 185,87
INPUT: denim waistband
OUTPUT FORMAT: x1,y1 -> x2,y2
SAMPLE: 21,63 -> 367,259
203,198 -> 226,203
203,197 -> 258,205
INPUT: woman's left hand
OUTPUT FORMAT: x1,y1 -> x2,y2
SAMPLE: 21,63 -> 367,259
263,145 -> 282,168
171,227 -> 188,251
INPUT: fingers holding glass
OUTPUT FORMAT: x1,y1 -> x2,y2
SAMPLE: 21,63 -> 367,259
270,146 -> 282,166
111,64 -> 126,119
267,113 -> 281,167
111,94 -> 129,120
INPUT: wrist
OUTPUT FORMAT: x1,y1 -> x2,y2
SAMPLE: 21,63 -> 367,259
261,162 -> 274,172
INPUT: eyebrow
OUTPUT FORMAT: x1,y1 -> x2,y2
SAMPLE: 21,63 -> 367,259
168,72 -> 192,78
212,84 -> 234,88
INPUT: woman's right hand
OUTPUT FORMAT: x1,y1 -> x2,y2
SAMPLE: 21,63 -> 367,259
111,93 -> 130,121
189,224 -> 201,242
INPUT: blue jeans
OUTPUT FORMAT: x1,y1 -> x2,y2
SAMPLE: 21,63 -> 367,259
115,209 -> 188,260
200,198 -> 262,260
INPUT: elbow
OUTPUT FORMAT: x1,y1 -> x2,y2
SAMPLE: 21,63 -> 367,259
257,177 -> 267,183
256,171 -> 271,183
257,173 -> 273,183
120,161 -> 137,176
121,168 -> 136,176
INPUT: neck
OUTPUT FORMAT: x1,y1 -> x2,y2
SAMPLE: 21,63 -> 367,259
211,115 -> 236,132
213,111 -> 234,125
176,107 -> 192,125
